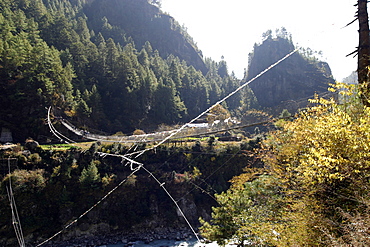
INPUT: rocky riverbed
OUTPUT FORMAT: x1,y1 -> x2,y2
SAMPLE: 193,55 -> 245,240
37,227 -> 196,247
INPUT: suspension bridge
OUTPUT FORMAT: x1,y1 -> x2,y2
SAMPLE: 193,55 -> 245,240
7,49 -> 313,247
57,116 -> 269,143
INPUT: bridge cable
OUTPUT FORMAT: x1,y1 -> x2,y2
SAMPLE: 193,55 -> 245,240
47,107 -> 76,144
40,49 -> 298,246
125,49 -> 298,158
36,157 -> 141,247
6,158 -> 25,247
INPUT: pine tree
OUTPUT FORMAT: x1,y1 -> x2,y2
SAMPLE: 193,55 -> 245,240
79,161 -> 101,188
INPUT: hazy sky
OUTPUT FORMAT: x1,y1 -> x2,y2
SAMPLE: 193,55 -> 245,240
161,0 -> 359,81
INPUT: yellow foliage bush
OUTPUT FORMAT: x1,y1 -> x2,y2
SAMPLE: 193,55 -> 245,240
263,84 -> 370,245
201,84 -> 370,246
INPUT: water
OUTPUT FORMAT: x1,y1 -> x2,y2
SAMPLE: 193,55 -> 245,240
106,238 -> 233,247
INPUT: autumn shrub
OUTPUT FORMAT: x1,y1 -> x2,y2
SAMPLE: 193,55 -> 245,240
325,195 -> 370,247
1,169 -> 46,194
101,173 -> 116,187
262,84 -> 370,245
201,84 -> 370,246
133,129 -> 146,135
28,153 -> 42,164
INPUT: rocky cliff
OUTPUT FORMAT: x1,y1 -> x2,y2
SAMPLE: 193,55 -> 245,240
0,141 -> 260,246
247,37 -> 335,113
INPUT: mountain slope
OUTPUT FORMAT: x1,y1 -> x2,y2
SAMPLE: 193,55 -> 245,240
0,0 -> 253,141
247,36 -> 335,112
83,0 -> 207,74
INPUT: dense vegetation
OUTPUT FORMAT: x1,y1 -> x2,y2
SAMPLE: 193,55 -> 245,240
0,0 -> 334,143
0,0 -> 256,141
199,1 -> 370,245
0,139 -> 262,245
199,84 -> 370,246
1,0 -> 353,246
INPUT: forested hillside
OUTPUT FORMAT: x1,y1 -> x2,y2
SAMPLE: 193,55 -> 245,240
0,0 -> 256,142
0,140 -> 261,246
1,0 -> 356,246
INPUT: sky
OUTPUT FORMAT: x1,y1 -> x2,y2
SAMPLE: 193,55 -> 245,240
161,0 -> 360,81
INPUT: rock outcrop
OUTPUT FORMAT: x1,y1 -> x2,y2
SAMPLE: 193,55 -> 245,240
246,37 -> 335,113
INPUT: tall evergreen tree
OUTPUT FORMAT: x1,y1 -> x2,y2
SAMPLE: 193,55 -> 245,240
357,0 -> 370,106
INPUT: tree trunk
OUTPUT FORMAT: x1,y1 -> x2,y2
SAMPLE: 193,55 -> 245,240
358,0 -> 370,106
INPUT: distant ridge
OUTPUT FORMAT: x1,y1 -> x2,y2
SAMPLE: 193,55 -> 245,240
84,0 -> 207,73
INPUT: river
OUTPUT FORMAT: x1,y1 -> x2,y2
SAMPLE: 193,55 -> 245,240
106,237 -> 236,247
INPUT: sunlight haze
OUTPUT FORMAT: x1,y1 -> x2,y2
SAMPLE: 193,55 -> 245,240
161,0 -> 359,81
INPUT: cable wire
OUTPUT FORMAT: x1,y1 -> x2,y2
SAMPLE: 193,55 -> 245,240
126,49 -> 298,158
41,49 -> 298,246
6,158 -> 25,247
